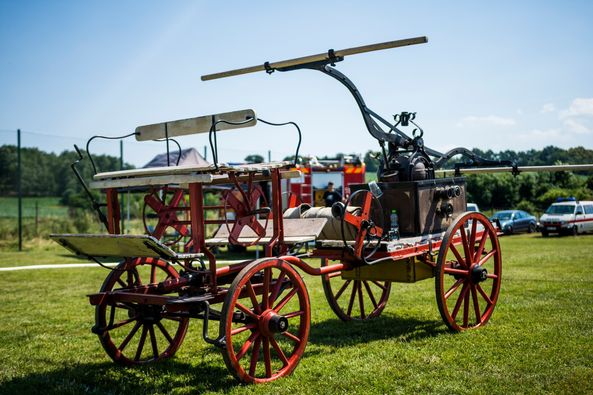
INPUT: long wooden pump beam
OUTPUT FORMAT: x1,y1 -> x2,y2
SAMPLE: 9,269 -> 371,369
437,164 -> 593,176
201,36 -> 428,81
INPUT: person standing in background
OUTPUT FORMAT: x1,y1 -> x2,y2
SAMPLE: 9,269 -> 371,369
323,182 -> 342,207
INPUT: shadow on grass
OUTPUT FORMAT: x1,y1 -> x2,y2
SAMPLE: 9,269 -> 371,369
0,318 -> 448,394
309,314 -> 448,347
0,359 -> 237,395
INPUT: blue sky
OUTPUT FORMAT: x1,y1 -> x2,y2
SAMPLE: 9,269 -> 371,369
1,1 -> 592,167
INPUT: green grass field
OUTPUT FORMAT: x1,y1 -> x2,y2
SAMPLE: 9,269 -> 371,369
0,233 -> 592,394
0,197 -> 68,218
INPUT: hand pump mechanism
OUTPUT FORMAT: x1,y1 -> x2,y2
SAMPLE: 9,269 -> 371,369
201,36 -> 515,181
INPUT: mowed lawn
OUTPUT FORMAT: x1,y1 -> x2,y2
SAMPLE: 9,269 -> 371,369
0,234 -> 592,394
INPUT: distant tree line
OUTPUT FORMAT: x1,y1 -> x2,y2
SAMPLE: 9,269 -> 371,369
2,144 -> 593,214
0,145 -> 133,207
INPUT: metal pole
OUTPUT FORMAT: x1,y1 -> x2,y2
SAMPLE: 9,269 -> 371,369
268,150 -> 271,162
204,145 -> 207,160
17,129 -> 22,251
120,140 -> 124,233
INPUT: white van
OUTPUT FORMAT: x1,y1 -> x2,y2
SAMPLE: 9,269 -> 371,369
539,199 -> 593,236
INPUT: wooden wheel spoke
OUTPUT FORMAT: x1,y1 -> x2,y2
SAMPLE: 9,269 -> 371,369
469,219 -> 478,251
283,310 -> 304,319
371,280 -> 387,291
172,223 -> 189,236
148,324 -> 159,360
444,267 -> 469,277
471,285 -> 482,324
478,250 -> 497,266
236,331 -> 259,361
134,325 -> 148,361
269,271 -> 287,306
144,194 -> 164,212
459,228 -> 473,265
153,222 -> 169,239
463,287 -> 470,327
473,231 -> 489,262
451,283 -> 468,320
248,337 -> 262,377
270,337 -> 289,367
334,280 -> 351,300
118,321 -> 141,351
262,268 -> 271,309
170,189 -> 185,207
231,323 -> 256,336
273,287 -> 297,313
362,281 -> 378,309
263,337 -> 272,378
486,273 -> 498,279
116,278 -> 127,289
107,316 -> 138,331
346,281 -> 357,317
476,284 -> 493,306
282,331 -> 301,343
357,281 -> 366,319
235,302 -> 258,320
444,278 -> 464,300
449,244 -> 467,268
155,322 -> 173,344
245,281 -> 261,314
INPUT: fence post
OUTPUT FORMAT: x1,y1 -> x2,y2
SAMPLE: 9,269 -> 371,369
120,140 -> 125,233
17,129 -> 22,251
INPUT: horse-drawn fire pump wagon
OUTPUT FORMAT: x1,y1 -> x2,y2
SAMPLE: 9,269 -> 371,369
50,36 -> 593,383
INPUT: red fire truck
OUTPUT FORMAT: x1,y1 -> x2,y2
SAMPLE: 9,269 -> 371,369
287,155 -> 366,206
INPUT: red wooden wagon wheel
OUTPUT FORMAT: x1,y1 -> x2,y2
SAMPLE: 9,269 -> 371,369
223,184 -> 269,246
321,258 -> 391,321
142,187 -> 190,246
220,258 -> 310,383
94,257 -> 189,364
435,212 -> 502,332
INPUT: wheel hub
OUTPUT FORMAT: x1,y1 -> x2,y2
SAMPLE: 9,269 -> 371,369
259,310 -> 288,335
471,265 -> 488,283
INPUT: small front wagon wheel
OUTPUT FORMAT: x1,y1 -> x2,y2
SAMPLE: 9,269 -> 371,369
95,257 -> 189,364
220,258 -> 310,383
435,212 -> 502,332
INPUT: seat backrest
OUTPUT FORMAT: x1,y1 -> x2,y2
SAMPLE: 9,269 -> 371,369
135,109 -> 256,141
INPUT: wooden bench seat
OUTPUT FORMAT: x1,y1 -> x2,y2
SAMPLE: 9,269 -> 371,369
205,218 -> 327,246
89,168 -> 301,189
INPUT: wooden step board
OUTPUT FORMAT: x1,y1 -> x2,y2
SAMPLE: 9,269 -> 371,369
50,234 -> 202,260
205,218 -> 327,246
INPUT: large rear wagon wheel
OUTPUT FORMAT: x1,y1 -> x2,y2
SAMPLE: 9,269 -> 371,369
321,258 -> 391,321
220,258 -> 310,383
95,257 -> 189,364
435,212 -> 502,332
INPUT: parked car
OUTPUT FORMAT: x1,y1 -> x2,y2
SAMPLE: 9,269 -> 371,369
489,210 -> 537,234
467,203 -> 480,212
539,198 -> 593,236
